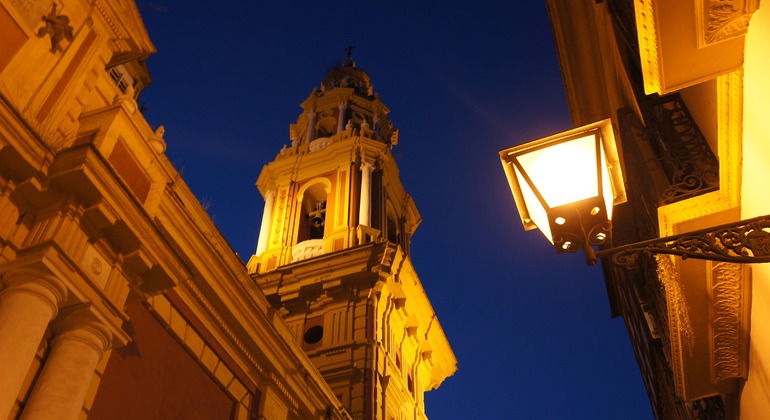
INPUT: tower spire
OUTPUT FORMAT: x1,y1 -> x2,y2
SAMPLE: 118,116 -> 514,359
344,45 -> 356,67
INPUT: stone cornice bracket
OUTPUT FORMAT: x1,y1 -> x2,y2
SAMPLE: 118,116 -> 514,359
697,0 -> 761,46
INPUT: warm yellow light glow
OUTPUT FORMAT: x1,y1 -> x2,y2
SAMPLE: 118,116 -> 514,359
516,134 -> 599,208
514,163 -> 553,241
599,143 -> 614,221
499,118 -> 626,248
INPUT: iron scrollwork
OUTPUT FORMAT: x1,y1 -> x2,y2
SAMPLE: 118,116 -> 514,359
593,215 -> 770,267
641,95 -> 720,205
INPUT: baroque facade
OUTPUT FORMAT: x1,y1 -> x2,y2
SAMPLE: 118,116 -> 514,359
546,0 -> 769,418
0,0 -> 455,419
246,59 -> 456,420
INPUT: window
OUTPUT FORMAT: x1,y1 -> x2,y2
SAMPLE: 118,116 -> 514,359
108,66 -> 132,94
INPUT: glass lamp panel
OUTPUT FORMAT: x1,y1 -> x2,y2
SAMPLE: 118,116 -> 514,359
513,164 -> 553,243
599,142 -> 614,220
516,134 -> 599,209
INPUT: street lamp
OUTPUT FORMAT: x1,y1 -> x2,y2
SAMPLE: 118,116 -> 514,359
500,119 -> 770,266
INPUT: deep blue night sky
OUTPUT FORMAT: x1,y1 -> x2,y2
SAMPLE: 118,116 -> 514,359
138,2 -> 653,418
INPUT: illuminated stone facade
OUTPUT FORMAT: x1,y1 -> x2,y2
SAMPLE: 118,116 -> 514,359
547,0 -> 769,418
248,59 -> 456,420
0,0 -> 456,418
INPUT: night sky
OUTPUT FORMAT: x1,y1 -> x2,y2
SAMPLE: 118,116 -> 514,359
138,2 -> 653,418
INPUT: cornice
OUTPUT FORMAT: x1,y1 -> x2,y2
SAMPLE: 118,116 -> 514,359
635,0 -> 662,95
92,0 -> 156,55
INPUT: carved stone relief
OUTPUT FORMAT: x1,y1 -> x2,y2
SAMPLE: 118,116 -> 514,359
698,0 -> 760,46
709,262 -> 749,382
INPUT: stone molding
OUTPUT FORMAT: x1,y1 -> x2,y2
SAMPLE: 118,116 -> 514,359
634,0 -> 662,95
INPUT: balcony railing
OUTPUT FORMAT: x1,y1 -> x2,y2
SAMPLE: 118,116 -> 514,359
619,94 -> 719,206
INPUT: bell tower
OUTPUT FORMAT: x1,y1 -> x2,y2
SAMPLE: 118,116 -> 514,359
248,56 -> 456,419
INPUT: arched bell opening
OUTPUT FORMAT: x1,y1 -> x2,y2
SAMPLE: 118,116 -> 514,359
292,181 -> 330,263
315,110 -> 336,139
297,182 -> 328,244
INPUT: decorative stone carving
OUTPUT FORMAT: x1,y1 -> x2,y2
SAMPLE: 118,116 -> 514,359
701,0 -> 760,46
148,125 -> 167,153
309,137 -> 331,153
113,84 -> 138,114
82,244 -> 111,289
655,255 -> 693,398
709,262 -> 748,382
292,239 -> 324,262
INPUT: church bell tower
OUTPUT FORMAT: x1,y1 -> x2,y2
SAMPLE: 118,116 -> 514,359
248,55 -> 456,419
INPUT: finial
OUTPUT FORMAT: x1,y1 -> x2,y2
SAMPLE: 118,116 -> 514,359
343,45 -> 356,67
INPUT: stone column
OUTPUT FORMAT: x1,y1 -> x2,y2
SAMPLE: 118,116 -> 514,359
336,102 -> 347,134
359,162 -> 374,227
255,190 -> 276,256
21,317 -> 111,420
0,269 -> 66,419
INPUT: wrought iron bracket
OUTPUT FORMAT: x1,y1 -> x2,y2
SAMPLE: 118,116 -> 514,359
583,214 -> 770,266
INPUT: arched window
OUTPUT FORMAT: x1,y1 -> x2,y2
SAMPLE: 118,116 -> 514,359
315,109 -> 336,138
297,182 -> 329,244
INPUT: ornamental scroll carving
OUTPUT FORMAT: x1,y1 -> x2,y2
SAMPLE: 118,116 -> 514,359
700,0 -> 760,46
709,262 -> 748,382
656,255 -> 695,350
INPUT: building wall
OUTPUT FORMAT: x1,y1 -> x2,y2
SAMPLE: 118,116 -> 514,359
545,0 -> 768,418
740,4 -> 770,418
88,299 -> 241,419
0,1 -> 351,418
